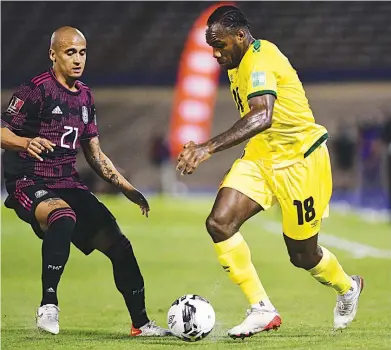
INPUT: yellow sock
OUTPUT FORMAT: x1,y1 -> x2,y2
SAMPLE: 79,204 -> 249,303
214,232 -> 268,304
309,246 -> 352,295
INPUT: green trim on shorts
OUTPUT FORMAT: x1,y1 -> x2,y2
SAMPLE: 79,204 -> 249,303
247,90 -> 277,100
304,133 -> 329,158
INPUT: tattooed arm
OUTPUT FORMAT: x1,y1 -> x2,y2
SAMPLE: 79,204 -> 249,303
81,137 -> 150,216
176,94 -> 275,175
202,94 -> 275,153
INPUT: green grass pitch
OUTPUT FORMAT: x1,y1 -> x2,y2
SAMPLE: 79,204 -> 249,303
2,195 -> 390,349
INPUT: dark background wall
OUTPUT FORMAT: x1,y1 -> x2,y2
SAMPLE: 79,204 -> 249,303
2,1 -> 391,88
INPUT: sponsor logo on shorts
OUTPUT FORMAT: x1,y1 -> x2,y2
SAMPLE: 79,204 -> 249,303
35,190 -> 48,198
311,220 -> 319,229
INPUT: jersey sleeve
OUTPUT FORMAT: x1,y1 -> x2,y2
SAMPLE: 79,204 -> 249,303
245,46 -> 278,101
80,91 -> 99,140
1,83 -> 42,131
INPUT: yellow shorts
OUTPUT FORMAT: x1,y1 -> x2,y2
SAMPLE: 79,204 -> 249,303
220,143 -> 332,240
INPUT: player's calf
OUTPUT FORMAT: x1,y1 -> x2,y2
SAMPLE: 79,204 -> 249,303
288,247 -> 323,270
284,235 -> 354,294
284,233 -> 323,270
39,206 -> 76,307
284,234 -> 362,329
101,232 -> 149,327
94,225 -> 171,335
206,188 -> 276,330
308,246 -> 354,295
34,202 -> 75,335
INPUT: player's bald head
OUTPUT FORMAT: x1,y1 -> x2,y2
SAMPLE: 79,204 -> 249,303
49,26 -> 87,81
50,26 -> 86,51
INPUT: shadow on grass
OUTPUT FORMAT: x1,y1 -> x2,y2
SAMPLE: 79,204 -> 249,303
2,328 -> 208,347
1,327 -> 333,346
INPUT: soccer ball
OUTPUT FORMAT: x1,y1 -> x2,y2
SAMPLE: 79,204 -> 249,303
167,294 -> 215,342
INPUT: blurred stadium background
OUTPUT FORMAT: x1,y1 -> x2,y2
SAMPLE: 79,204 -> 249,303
1,1 -> 391,215
1,2 -> 391,349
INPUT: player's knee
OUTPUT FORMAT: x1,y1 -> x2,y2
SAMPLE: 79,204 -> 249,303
289,250 -> 322,270
205,213 -> 240,242
99,231 -> 145,290
97,227 -> 136,262
45,207 -> 76,239
289,253 -> 306,269
35,198 -> 71,230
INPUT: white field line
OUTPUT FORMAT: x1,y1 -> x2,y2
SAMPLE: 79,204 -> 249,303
4,195 -> 389,259
258,220 -> 391,260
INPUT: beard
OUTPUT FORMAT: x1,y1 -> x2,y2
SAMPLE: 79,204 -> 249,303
229,43 -> 244,69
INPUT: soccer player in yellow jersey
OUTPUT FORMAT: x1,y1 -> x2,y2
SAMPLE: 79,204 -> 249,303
176,5 -> 363,339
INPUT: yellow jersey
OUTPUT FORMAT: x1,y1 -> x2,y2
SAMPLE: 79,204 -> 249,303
227,39 -> 328,169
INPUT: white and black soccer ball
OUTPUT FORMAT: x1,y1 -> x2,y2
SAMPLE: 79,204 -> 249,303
167,294 -> 215,342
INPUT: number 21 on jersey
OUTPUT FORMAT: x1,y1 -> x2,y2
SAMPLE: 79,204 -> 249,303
61,126 -> 78,149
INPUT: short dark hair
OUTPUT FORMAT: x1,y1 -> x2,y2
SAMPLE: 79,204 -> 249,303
207,5 -> 250,31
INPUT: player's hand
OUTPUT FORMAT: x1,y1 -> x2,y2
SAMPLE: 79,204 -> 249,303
25,137 -> 56,161
124,189 -> 150,217
138,196 -> 150,217
176,141 -> 212,175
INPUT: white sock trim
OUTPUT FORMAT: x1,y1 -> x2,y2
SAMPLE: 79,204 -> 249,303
342,277 -> 357,298
251,298 -> 274,311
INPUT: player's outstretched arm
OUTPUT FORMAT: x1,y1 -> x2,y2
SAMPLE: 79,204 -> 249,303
81,136 -> 150,217
1,126 -> 55,161
176,94 -> 275,175
205,94 -> 275,153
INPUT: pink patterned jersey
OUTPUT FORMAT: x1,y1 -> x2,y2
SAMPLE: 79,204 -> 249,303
1,69 -> 99,190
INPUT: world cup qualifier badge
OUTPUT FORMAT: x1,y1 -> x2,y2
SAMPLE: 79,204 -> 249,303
251,71 -> 266,88
6,96 -> 25,115
82,106 -> 88,124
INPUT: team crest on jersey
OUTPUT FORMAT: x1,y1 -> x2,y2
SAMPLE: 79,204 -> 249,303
35,190 -> 48,199
82,106 -> 88,124
252,40 -> 261,53
251,71 -> 266,88
6,96 -> 25,115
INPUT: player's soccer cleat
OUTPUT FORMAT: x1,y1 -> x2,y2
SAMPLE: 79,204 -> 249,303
228,307 -> 282,339
36,304 -> 60,335
130,320 -> 172,337
333,275 -> 364,330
